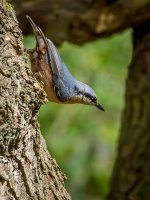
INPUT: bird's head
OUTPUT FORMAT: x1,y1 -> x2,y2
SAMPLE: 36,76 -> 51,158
72,81 -> 104,111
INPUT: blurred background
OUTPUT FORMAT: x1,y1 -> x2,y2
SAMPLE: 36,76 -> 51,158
24,29 -> 132,200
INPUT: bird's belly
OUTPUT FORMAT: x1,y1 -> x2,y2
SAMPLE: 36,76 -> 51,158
34,65 -> 61,103
44,81 -> 61,103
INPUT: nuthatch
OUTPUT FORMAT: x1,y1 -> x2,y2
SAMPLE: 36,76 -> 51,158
26,16 -> 104,111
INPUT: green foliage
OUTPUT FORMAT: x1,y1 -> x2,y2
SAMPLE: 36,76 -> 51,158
24,29 -> 132,200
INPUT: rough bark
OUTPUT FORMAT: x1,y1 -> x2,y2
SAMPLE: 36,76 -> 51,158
12,0 -> 150,45
107,21 -> 150,200
0,1 -> 70,199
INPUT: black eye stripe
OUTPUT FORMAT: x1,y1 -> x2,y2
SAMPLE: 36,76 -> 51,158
84,93 -> 92,99
78,92 -> 95,101
85,93 -> 96,101
74,86 -> 96,101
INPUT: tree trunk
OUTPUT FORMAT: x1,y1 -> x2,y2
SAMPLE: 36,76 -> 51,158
107,20 -> 150,200
0,1 -> 70,199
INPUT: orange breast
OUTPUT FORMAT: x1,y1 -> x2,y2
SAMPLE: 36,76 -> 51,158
39,62 -> 61,103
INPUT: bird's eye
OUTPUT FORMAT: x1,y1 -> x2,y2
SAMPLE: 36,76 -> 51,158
91,96 -> 96,101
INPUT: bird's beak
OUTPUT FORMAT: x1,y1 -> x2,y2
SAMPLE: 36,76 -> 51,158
95,102 -> 105,111
26,15 -> 40,42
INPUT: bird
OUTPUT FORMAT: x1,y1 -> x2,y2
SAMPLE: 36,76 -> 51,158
26,16 -> 104,111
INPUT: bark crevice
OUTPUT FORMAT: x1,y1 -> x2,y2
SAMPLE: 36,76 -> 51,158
107,20 -> 150,200
0,1 -> 71,200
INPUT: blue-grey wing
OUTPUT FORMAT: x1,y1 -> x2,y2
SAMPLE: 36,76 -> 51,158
38,27 -> 75,102
46,39 -> 62,77
53,76 -> 70,102
38,27 -> 74,82
37,27 -> 61,77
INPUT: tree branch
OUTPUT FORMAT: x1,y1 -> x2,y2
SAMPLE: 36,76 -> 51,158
12,0 -> 150,44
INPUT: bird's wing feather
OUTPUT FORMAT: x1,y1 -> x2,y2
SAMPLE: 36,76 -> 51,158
38,27 -> 71,102
26,16 -> 60,76
53,76 -> 70,102
37,27 -> 61,78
